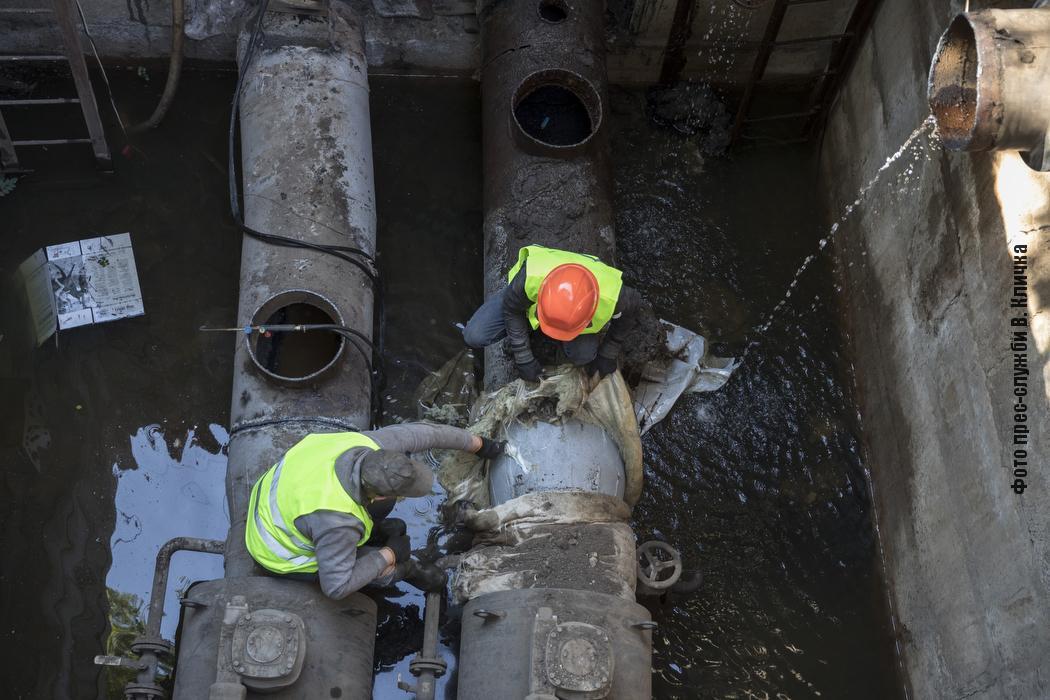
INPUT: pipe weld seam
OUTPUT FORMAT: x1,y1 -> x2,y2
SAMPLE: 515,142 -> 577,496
230,416 -> 361,436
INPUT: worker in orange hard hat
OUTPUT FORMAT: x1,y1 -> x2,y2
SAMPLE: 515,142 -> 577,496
462,245 -> 645,381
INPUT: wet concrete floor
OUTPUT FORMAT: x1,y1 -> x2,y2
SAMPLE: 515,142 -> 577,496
0,68 -> 902,698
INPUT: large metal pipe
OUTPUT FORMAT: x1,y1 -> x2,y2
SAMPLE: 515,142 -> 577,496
171,8 -> 380,699
456,1 -> 654,697
928,9 -> 1050,170
479,0 -> 616,389
224,9 -> 378,577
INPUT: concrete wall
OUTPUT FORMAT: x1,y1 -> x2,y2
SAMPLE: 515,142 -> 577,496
0,0 -> 479,73
819,1 -> 1050,698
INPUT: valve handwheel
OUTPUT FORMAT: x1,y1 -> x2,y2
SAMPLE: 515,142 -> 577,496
636,540 -> 683,590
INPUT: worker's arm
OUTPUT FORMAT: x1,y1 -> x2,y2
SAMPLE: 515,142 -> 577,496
597,284 -> 645,360
501,268 -> 537,365
295,511 -> 392,599
364,423 -> 482,454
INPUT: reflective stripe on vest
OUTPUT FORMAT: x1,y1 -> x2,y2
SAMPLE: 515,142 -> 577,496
245,432 -> 378,574
507,245 -> 624,335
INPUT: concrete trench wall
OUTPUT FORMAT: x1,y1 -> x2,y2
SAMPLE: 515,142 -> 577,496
818,0 -> 1050,698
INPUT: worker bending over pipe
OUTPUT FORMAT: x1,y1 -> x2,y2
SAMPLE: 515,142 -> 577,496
245,423 -> 505,597
463,245 -> 647,381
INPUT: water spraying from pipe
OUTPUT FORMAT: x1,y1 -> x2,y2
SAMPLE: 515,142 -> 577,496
740,115 -> 938,362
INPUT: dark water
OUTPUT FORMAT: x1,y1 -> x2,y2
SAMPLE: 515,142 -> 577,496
0,67 -> 239,698
610,87 -> 904,698
0,68 -> 901,699
369,76 -> 483,700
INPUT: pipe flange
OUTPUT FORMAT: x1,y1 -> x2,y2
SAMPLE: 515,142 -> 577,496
130,636 -> 172,656
409,656 -> 448,678
231,609 -> 307,691
123,682 -> 165,699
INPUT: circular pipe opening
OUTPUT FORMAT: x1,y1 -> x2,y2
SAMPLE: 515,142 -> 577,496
928,14 -> 980,149
247,290 -> 345,385
538,0 -> 568,23
512,69 -> 602,152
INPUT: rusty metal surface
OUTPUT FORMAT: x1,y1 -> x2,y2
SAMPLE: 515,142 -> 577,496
929,9 -> 1050,160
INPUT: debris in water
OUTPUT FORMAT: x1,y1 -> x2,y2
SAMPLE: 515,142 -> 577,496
0,176 -> 17,197
647,81 -> 732,156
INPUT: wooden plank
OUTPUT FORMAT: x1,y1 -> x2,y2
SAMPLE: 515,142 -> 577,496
0,109 -> 20,170
49,0 -> 111,168
729,0 -> 790,145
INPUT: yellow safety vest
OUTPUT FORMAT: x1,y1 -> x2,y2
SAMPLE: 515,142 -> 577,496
245,432 -> 377,574
507,245 -> 624,335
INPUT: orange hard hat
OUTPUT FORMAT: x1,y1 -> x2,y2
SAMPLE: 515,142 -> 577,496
536,263 -> 600,341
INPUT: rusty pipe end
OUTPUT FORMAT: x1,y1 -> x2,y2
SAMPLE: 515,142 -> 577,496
928,12 -> 1001,151
929,9 -> 1050,156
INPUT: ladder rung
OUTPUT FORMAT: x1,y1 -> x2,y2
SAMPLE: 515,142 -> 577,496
0,54 -> 68,62
12,138 -> 91,146
0,8 -> 53,13
0,98 -> 80,105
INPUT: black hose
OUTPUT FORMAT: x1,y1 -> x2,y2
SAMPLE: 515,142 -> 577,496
129,0 -> 185,132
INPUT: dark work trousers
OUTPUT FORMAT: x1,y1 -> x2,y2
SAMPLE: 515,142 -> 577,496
462,287 -> 600,365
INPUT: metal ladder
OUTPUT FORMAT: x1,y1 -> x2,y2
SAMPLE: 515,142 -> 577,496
0,0 -> 111,172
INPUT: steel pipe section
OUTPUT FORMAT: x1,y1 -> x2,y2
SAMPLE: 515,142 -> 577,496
225,9 -> 378,577
929,9 -> 1050,170
172,8 -> 378,700
479,0 -> 617,389
459,2 -> 653,697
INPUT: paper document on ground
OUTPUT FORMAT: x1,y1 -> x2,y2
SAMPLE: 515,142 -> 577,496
17,233 -> 144,345
633,321 -> 737,434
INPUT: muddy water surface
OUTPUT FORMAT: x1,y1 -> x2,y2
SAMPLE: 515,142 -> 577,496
0,69 -> 901,699
0,68 -> 239,698
611,87 -> 904,698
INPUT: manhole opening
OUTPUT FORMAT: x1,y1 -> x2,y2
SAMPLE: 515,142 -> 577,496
928,14 -> 978,147
513,72 -> 600,149
538,0 -> 568,23
251,299 -> 343,381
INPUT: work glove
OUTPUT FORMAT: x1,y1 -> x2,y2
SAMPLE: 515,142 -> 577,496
384,534 -> 412,564
374,517 -> 407,543
516,358 -> 544,382
586,354 -> 618,378
476,437 -> 506,460
402,560 -> 448,593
